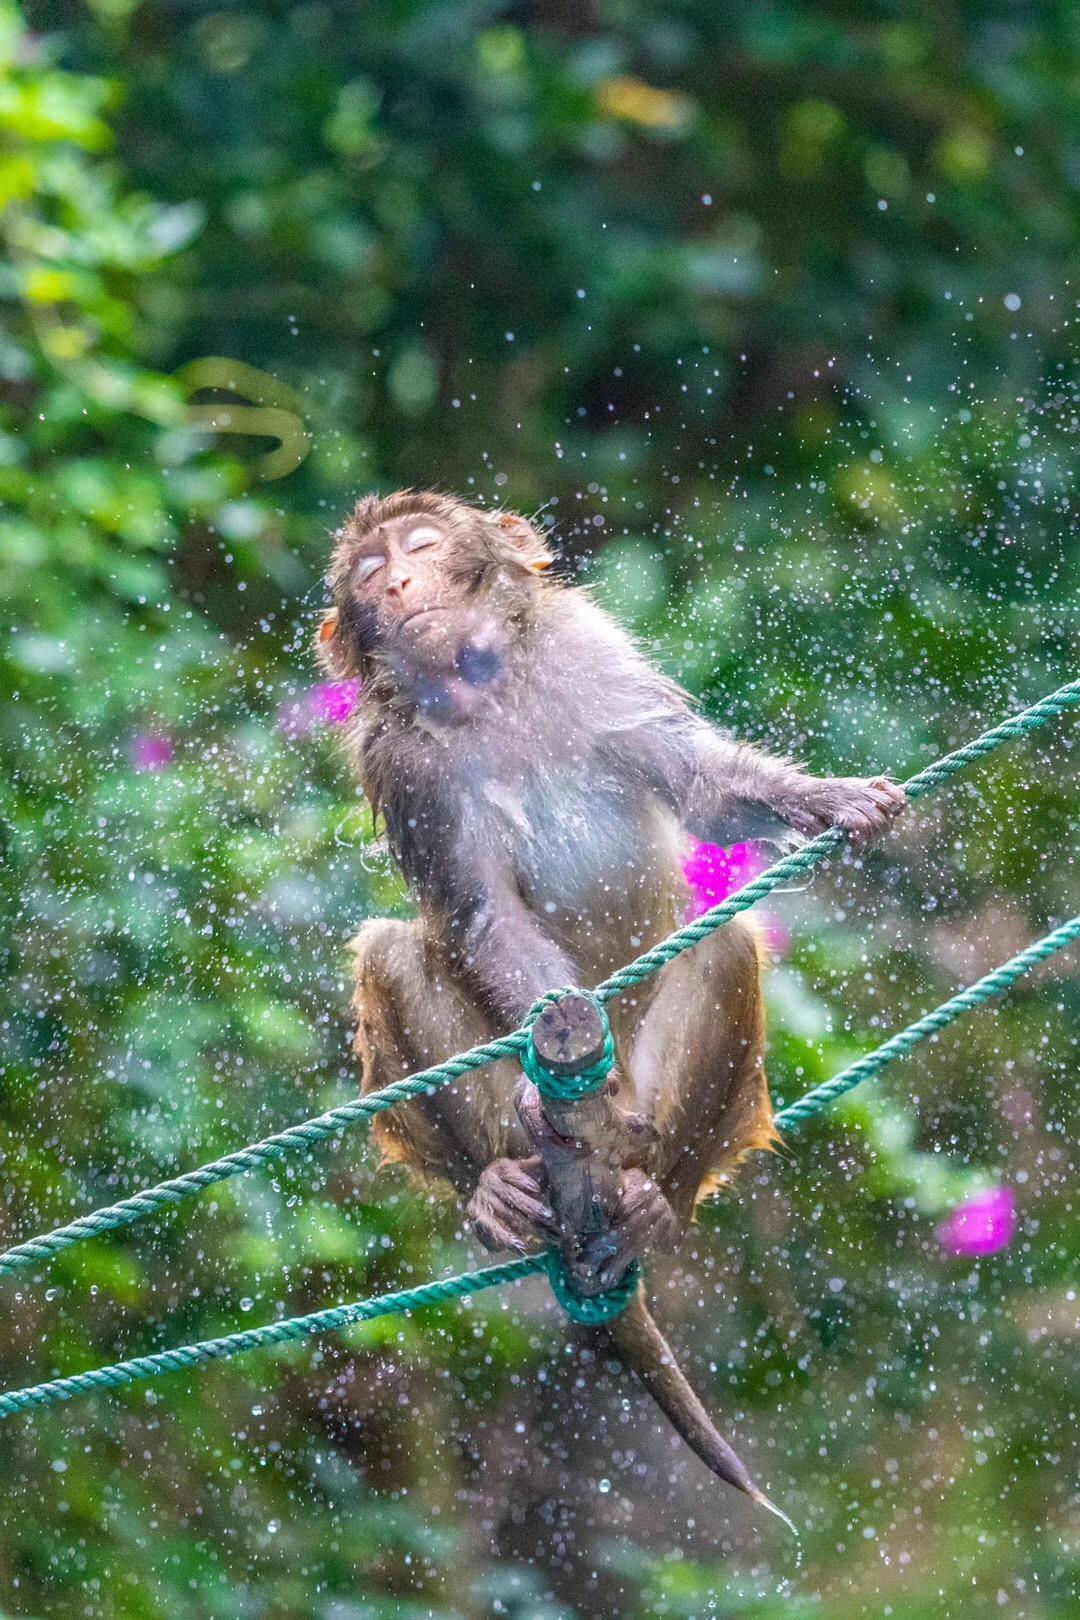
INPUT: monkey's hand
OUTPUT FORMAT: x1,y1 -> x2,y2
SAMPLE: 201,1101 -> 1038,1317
785,775 -> 907,843
576,1169 -> 681,1292
466,1156 -> 560,1256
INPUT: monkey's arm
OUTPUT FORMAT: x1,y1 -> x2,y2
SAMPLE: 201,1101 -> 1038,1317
451,877 -> 585,1029
382,786 -> 599,1250
624,713 -> 906,846
387,779 -> 583,1028
441,880 -> 603,1253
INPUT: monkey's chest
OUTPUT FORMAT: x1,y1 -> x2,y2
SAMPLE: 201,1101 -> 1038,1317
483,773 -> 683,957
485,772 -> 634,882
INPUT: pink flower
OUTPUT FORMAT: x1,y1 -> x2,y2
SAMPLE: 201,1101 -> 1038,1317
936,1188 -> 1017,1258
682,839 -> 790,954
683,840 -> 766,913
130,733 -> 174,773
313,678 -> 362,726
277,679 -> 361,738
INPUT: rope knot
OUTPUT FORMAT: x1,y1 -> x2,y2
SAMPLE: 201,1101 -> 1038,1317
521,988 -> 615,1102
545,1250 -> 641,1324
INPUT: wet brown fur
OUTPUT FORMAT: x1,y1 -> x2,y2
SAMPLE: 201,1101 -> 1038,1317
318,489 -> 904,1517
320,489 -> 904,1215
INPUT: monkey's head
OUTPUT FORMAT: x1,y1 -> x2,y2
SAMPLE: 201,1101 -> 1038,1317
317,491 -> 554,725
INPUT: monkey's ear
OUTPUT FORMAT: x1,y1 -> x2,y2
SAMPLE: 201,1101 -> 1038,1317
491,510 -> 554,574
315,606 -> 353,677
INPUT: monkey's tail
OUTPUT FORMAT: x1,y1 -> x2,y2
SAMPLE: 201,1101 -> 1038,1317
603,1290 -> 796,1534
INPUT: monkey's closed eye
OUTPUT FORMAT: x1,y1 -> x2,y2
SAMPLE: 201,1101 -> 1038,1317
402,525 -> 442,552
355,555 -> 386,583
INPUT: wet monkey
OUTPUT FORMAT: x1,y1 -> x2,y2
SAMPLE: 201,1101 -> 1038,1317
317,490 -> 906,1507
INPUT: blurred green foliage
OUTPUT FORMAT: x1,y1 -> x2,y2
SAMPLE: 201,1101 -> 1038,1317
1,1 -> 1078,1615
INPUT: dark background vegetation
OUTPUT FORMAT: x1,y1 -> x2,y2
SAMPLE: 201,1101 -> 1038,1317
1,2 -> 1077,1615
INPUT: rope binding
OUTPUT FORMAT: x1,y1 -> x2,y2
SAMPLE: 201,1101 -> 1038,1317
521,987 -> 616,1102
545,1252 -> 641,1324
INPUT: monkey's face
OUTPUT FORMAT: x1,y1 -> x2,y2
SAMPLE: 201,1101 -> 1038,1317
326,505 -> 536,725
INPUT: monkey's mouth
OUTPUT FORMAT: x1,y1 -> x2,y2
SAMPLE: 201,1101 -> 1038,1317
385,608 -> 507,724
397,605 -> 446,630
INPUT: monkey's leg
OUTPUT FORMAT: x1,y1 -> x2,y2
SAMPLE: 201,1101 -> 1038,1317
350,919 -> 553,1249
627,916 -> 777,1225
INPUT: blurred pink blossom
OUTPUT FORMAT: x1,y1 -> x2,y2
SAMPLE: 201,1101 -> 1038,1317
683,840 -> 765,910
682,839 -> 790,953
315,678 -> 362,725
936,1187 -> 1017,1258
277,679 -> 361,738
130,733 -> 174,773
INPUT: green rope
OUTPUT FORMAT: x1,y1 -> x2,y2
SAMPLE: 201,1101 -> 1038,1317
0,1031 -> 527,1279
594,676 -> 1080,1003
0,675 -> 1076,1287
0,1255 -> 548,1419
520,989 -> 616,1102
773,912 -> 1080,1131
0,911 -> 1075,1420
545,1252 -> 641,1323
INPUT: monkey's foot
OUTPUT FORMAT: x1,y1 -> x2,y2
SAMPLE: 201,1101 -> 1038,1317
790,775 -> 907,843
576,1169 -> 680,1291
467,1156 -> 559,1256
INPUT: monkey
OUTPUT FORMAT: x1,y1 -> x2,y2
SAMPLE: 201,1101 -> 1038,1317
316,489 -> 906,1517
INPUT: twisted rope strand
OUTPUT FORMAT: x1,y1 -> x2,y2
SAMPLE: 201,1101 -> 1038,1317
0,676 -> 1076,1284
773,913 -> 1080,1132
0,910 -> 1075,1419
0,1255 -> 548,1419
0,1031 -> 527,1278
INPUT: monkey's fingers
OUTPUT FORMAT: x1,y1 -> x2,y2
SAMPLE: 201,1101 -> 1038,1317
469,1192 -> 556,1255
586,1172 -> 680,1288
622,1109 -> 662,1149
514,1080 -> 588,1157
838,777 -> 907,841
496,1156 -> 549,1194
790,775 -> 907,843
466,1158 -> 560,1255
866,776 -> 907,815
471,1220 -> 527,1255
469,1205 -> 532,1256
